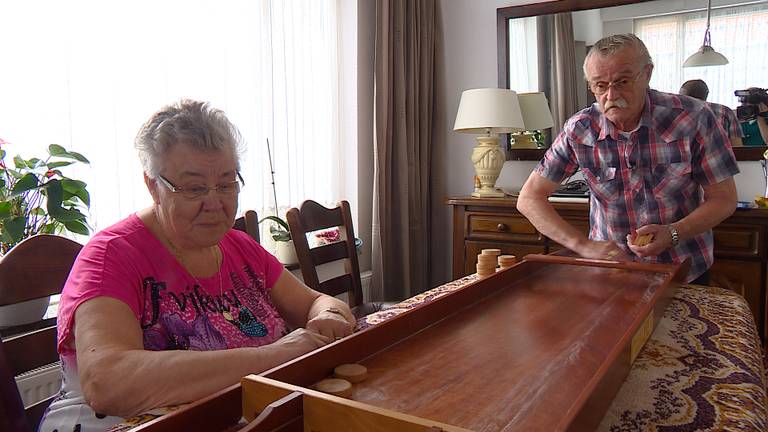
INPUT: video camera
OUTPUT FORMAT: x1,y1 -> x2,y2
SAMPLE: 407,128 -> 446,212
735,88 -> 768,121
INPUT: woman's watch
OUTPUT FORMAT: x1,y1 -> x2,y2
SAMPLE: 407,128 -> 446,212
667,225 -> 679,246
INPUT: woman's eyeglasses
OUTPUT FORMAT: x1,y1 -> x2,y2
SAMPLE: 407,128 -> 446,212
157,172 -> 244,200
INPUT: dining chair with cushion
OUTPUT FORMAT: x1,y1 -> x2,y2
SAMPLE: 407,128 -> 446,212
233,209 -> 260,243
287,200 -> 390,318
0,234 -> 82,432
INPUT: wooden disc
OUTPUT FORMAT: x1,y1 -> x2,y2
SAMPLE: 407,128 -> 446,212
334,363 -> 368,383
481,248 -> 501,256
315,378 -> 352,397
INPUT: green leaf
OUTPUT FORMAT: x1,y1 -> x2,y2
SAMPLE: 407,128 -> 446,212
3,215 -> 27,243
0,202 -> 12,218
50,206 -> 86,222
13,155 -> 27,169
63,219 -> 89,235
76,188 -> 90,207
61,179 -> 86,192
45,178 -> 64,212
27,157 -> 44,168
49,144 -> 67,156
10,173 -> 40,195
0,149 -> 5,159
46,161 -> 74,169
258,215 -> 290,232
67,151 -> 90,164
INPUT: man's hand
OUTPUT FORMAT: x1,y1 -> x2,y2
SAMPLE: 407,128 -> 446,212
306,309 -> 354,340
627,224 -> 673,257
577,239 -> 632,261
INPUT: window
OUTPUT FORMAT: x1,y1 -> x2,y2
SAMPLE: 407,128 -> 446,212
0,0 -> 353,243
636,3 -> 768,107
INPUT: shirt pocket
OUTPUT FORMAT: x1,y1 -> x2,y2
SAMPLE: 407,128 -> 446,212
652,161 -> 693,196
582,166 -> 618,203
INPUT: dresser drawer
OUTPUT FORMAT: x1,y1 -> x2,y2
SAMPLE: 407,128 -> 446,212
467,213 -> 544,244
713,224 -> 764,258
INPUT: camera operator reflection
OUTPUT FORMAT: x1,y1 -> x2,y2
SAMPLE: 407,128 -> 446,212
735,87 -> 768,146
680,79 -> 743,147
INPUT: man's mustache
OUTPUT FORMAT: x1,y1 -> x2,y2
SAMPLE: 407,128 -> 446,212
603,99 -> 629,111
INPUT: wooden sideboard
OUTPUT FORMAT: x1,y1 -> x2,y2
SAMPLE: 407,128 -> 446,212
447,196 -> 768,343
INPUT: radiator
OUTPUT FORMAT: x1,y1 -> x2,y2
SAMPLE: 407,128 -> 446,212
15,362 -> 61,408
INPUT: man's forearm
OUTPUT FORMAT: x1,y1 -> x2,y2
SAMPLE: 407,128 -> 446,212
673,195 -> 736,241
516,195 -> 590,254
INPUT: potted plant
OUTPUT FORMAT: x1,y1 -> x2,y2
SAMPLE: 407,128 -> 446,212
258,214 -> 297,264
1,141 -> 91,253
0,140 -> 91,326
259,138 -> 297,264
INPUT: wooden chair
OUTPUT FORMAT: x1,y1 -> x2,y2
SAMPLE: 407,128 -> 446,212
287,200 -> 389,318
0,234 -> 82,432
233,210 -> 260,243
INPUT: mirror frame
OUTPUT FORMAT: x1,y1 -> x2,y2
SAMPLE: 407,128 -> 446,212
497,0 -> 767,161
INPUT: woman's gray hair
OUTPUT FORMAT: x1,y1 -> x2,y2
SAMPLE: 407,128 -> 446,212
583,34 -> 654,77
135,99 -> 244,178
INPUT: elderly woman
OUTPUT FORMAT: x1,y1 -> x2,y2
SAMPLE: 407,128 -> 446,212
40,100 -> 355,432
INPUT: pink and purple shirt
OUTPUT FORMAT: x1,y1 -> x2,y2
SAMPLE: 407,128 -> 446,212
42,214 -> 286,432
537,89 -> 739,282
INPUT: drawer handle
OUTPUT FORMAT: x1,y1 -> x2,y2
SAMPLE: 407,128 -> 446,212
496,223 -> 508,232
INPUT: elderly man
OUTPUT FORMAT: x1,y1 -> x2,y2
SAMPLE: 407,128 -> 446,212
517,34 -> 739,284
679,79 -> 744,147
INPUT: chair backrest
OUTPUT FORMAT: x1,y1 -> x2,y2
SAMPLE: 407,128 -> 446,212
0,234 -> 82,432
233,210 -> 260,243
286,200 -> 363,308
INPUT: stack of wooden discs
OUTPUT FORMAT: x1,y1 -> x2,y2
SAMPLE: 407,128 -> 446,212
498,254 -> 517,269
477,249 -> 501,277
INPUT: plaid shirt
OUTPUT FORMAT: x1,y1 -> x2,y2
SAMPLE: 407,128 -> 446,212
707,102 -> 744,139
537,89 -> 739,282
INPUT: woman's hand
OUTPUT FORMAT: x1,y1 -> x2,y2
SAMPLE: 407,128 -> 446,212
274,328 -> 333,354
306,309 -> 354,339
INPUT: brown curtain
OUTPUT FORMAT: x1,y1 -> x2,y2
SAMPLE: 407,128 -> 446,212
538,12 -> 580,138
371,0 -> 444,301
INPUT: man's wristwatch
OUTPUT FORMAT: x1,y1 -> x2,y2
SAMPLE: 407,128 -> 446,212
667,225 -> 679,247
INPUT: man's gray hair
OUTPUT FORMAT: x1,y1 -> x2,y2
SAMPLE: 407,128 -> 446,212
583,34 -> 654,77
135,99 -> 244,178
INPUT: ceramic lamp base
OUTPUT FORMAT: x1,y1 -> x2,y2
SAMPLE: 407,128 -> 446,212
471,135 -> 505,198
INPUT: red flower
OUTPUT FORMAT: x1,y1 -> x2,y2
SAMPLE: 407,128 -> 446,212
45,170 -> 55,178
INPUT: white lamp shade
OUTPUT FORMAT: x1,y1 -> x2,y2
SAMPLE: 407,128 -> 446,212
683,45 -> 729,67
453,88 -> 524,134
517,92 -> 554,131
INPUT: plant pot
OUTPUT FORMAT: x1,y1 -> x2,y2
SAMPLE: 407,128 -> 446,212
0,296 -> 51,328
275,240 -> 298,265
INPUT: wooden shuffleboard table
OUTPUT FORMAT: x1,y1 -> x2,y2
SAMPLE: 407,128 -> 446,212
132,254 -> 690,432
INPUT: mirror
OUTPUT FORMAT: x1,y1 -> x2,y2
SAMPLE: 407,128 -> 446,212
497,0 -> 768,161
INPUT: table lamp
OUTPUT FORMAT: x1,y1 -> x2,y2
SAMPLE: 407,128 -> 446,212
511,92 -> 554,149
454,88 -> 524,197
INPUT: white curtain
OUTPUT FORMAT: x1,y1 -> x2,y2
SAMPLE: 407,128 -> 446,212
0,0 -> 351,247
507,16 -> 539,93
636,3 -> 768,108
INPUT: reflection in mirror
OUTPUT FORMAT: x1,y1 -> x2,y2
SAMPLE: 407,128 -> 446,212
498,0 -> 768,161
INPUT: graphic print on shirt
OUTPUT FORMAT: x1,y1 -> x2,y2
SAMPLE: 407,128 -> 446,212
139,264 -> 287,351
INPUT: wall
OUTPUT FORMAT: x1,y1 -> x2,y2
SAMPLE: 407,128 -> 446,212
437,0 -> 765,285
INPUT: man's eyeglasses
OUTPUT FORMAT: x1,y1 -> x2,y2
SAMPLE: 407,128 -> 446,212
157,172 -> 244,200
589,70 -> 645,96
